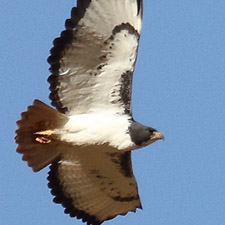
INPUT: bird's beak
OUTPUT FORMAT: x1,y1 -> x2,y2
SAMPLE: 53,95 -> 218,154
152,131 -> 164,141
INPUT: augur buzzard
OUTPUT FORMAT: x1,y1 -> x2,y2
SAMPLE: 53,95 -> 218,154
15,0 -> 163,224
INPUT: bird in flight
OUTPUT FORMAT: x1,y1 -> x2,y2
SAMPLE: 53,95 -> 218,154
15,0 -> 163,224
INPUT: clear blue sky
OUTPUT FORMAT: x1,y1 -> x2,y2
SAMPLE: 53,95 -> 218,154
1,1 -> 225,225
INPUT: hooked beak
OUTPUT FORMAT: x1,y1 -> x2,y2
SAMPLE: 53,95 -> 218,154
151,131 -> 164,141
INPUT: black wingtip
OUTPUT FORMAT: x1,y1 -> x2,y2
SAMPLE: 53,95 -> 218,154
137,0 -> 143,16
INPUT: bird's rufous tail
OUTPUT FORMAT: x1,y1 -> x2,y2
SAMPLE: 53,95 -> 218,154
15,99 -> 68,172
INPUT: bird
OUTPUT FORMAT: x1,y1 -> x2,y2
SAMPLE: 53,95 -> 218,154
15,0 -> 163,224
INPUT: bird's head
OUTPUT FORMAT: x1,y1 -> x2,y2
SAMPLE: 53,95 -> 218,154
129,121 -> 164,147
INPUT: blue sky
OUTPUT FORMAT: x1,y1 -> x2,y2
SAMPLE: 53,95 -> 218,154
1,0 -> 225,225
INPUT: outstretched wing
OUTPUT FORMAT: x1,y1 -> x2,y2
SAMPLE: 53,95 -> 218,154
48,146 -> 141,225
48,0 -> 143,115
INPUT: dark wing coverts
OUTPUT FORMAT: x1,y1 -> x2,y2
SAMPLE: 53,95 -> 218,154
48,0 -> 143,115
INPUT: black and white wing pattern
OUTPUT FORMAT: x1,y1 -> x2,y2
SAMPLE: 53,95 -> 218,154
48,146 -> 141,225
48,0 -> 143,115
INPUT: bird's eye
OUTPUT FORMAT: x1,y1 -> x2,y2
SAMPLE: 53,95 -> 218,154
147,127 -> 156,134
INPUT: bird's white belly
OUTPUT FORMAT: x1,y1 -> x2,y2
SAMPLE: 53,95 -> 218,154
58,113 -> 134,150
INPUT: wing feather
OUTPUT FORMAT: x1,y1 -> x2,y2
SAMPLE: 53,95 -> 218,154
48,146 -> 141,224
48,0 -> 143,115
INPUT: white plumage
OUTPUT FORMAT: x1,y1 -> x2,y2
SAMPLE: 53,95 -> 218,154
61,113 -> 133,149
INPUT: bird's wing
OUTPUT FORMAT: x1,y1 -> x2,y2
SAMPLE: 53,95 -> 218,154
48,0 -> 143,115
48,146 -> 141,225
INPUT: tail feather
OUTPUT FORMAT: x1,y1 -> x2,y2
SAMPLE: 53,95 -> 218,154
15,99 -> 68,172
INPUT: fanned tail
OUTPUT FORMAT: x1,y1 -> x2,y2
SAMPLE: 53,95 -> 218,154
15,99 -> 68,172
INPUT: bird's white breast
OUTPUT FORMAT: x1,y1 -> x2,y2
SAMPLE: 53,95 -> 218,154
58,113 -> 134,150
